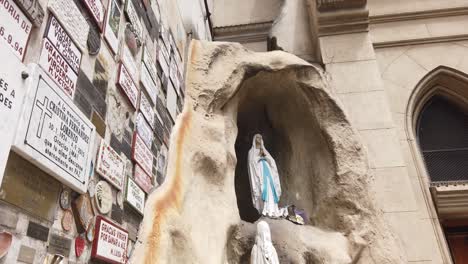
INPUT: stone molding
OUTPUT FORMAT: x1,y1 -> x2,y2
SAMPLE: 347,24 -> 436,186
370,7 -> 468,24
315,0 -> 369,36
213,21 -> 272,43
317,8 -> 369,36
316,0 -> 366,13
431,183 -> 468,219
371,7 -> 468,48
373,34 -> 468,49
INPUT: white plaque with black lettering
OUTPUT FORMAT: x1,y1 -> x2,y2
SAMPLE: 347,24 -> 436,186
82,0 -> 105,29
140,64 -> 158,105
167,81 -> 177,122
13,65 -> 95,193
125,177 -> 145,215
142,46 -> 158,84
39,38 -> 78,98
0,42 -> 28,185
0,0 -> 32,61
46,15 -> 82,74
121,44 -> 137,82
124,0 -> 142,39
139,92 -> 154,128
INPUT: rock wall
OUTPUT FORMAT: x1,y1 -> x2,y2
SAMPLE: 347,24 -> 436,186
131,40 -> 406,264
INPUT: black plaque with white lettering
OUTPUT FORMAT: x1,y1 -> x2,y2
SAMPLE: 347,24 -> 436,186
26,221 -> 50,242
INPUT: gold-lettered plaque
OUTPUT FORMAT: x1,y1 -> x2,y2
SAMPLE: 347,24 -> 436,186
0,152 -> 60,221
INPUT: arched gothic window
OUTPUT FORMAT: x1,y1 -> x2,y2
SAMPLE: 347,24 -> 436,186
417,95 -> 468,183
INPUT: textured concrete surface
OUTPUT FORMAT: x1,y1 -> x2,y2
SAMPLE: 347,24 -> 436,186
131,40 -> 406,264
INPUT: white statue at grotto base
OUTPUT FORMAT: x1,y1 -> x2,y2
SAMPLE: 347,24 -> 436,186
248,134 -> 287,218
251,221 -> 280,264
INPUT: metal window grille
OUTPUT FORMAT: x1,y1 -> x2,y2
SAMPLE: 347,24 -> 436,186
417,95 -> 468,183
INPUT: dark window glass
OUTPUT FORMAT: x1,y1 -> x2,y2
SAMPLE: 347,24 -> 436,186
417,95 -> 468,182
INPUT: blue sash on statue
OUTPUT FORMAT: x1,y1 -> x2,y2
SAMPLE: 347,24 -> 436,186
260,157 -> 279,203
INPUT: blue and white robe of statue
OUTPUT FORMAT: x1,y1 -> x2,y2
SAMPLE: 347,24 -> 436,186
248,134 -> 287,218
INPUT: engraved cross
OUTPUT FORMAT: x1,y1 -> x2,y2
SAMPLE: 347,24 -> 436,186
35,97 -> 52,138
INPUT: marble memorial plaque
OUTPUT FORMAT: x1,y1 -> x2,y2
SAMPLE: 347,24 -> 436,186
0,0 -> 32,61
169,33 -> 180,58
151,1 -> 161,26
96,141 -> 125,190
132,132 -> 153,175
61,210 -> 73,231
48,233 -> 71,256
139,92 -> 154,128
156,144 -> 167,176
167,80 -> 177,121
0,43 -> 28,184
160,26 -> 169,50
117,63 -> 139,109
169,58 -> 179,93
26,221 -> 50,241
91,216 -> 128,264
104,0 -> 122,54
1,152 -> 60,221
124,0 -> 143,39
48,0 -> 89,50
142,46 -> 158,84
59,188 -> 71,210
17,245 -> 35,264
95,180 -> 112,214
157,48 -> 169,78
125,177 -> 145,214
72,194 -> 94,232
134,164 -> 153,194
140,64 -> 158,105
45,15 -> 82,74
13,66 -> 95,193
82,0 -> 105,29
159,40 -> 169,64
121,44 -> 138,82
136,112 -> 153,148
39,38 -> 78,98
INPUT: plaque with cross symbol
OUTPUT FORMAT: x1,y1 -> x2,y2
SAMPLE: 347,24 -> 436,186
13,65 -> 95,193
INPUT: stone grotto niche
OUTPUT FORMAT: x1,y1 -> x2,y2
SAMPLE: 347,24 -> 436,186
234,71 -> 334,224
130,41 -> 407,264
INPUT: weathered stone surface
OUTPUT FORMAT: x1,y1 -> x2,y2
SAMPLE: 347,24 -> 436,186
130,40 -> 406,263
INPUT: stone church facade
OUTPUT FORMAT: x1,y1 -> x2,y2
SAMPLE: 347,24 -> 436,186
0,0 -> 467,263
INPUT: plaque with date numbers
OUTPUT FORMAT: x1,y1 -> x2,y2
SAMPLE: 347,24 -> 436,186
0,0 -> 32,61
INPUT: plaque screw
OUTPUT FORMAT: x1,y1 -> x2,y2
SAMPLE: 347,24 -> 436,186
21,71 -> 29,79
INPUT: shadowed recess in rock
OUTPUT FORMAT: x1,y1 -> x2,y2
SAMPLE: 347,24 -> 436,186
234,71 -> 334,224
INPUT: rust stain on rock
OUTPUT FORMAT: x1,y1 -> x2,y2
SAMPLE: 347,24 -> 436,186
143,109 -> 192,264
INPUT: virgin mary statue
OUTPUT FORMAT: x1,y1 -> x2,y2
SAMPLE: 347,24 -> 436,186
250,221 -> 280,264
248,134 -> 287,218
